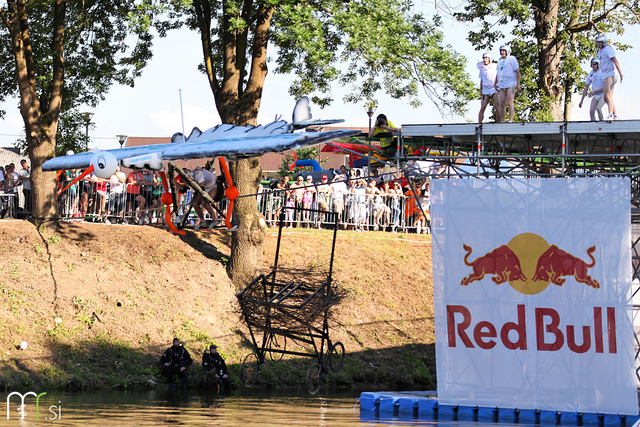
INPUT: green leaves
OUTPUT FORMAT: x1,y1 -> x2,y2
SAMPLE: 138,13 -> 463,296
456,0 -> 640,121
270,0 -> 475,116
0,0 -> 161,147
171,0 -> 475,117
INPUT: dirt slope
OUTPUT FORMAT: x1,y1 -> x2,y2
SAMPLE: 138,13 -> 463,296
0,220 -> 434,390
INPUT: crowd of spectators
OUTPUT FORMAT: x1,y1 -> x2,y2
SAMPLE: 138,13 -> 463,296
56,166 -> 228,228
54,164 -> 431,234
259,168 -> 431,233
57,167 -> 167,225
0,160 -> 30,219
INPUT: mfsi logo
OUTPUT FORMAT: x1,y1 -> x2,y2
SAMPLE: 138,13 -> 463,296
6,391 -> 61,421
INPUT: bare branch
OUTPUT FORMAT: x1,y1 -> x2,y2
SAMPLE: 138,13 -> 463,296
193,0 -> 220,95
564,1 -> 638,34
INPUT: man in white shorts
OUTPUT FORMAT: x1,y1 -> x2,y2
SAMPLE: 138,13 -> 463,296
595,34 -> 623,120
193,166 -> 218,230
578,58 -> 605,121
494,45 -> 521,123
477,52 -> 499,122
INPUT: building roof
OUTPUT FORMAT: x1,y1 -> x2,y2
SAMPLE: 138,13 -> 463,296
0,147 -> 27,169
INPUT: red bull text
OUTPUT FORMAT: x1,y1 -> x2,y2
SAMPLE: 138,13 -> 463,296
446,305 -> 617,354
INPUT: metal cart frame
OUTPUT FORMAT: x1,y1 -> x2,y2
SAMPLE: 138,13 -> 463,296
237,207 -> 346,394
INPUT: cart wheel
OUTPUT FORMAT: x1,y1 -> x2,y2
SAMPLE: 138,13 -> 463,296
305,363 -> 322,395
328,341 -> 345,373
241,353 -> 260,387
267,334 -> 287,362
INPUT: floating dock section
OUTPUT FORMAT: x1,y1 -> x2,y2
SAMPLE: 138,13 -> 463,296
359,391 -> 640,425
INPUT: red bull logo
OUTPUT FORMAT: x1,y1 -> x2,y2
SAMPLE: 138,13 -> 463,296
461,233 -> 599,294
451,233 -> 612,354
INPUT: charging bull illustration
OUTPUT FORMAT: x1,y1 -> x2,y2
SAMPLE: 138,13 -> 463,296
531,245 -> 600,288
461,244 -> 527,287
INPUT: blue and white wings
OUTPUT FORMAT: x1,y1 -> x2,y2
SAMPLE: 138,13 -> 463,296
41,120 -> 359,172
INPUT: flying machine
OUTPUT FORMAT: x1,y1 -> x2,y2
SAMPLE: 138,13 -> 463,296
42,97 -> 359,234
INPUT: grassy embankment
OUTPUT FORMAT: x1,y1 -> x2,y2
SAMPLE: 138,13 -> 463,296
0,221 -> 434,391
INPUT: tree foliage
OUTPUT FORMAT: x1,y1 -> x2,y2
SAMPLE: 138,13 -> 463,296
51,110 -> 92,157
169,0 -> 477,284
0,0 -> 159,218
0,0 -> 156,113
272,0 -> 477,115
16,109 -> 92,157
456,0 -> 637,121
175,0 -> 477,117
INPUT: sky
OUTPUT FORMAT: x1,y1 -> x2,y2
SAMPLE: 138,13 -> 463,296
0,11 -> 639,151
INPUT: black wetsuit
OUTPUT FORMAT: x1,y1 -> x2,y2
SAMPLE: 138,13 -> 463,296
160,344 -> 193,388
202,350 -> 232,396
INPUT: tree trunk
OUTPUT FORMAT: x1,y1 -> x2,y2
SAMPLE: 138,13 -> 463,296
563,80 -> 573,121
546,87 -> 564,120
28,125 -> 58,221
533,0 -> 565,121
194,0 -> 273,286
3,0 -> 64,221
226,157 -> 265,286
218,96 -> 266,287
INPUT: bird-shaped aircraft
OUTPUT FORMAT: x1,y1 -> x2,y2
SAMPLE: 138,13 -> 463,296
42,97 -> 359,234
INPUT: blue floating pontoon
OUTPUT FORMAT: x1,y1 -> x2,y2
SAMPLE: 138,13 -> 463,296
359,391 -> 640,426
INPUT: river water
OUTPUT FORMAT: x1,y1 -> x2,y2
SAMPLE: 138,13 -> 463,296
4,388 -> 517,426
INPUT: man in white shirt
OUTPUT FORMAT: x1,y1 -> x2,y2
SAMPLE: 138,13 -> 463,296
477,52 -> 499,123
18,159 -> 31,214
596,34 -> 623,120
494,45 -> 521,123
9,163 -> 20,216
193,166 -> 218,230
330,174 -> 348,228
578,58 -> 605,121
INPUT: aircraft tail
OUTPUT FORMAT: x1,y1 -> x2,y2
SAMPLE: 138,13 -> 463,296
290,96 -> 345,130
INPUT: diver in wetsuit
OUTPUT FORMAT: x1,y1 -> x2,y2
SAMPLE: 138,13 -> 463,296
160,338 -> 193,390
202,344 -> 232,397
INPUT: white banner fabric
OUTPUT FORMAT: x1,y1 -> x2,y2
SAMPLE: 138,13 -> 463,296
431,177 -> 636,415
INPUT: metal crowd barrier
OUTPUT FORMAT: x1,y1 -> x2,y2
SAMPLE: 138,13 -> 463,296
57,180 -> 430,234
258,188 -> 430,233
0,193 -> 16,219
57,180 -> 167,224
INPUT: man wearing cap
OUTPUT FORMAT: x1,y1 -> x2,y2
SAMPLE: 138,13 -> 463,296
595,34 -> 623,120
202,344 -> 232,397
477,53 -> 499,123
330,174 -> 348,228
368,114 -> 400,158
315,175 -> 331,228
494,44 -> 520,123
160,338 -> 193,390
578,58 -> 605,121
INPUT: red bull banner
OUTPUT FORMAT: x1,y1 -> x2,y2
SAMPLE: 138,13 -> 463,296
431,178 -> 636,415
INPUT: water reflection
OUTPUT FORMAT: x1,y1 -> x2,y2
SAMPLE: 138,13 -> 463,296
5,389 -> 514,426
